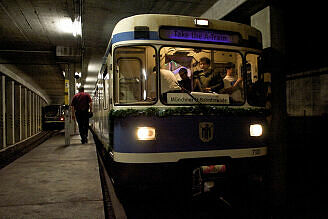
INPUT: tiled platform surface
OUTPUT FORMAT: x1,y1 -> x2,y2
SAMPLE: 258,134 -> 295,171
0,131 -> 105,218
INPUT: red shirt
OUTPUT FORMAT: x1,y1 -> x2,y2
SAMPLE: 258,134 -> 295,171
71,92 -> 92,112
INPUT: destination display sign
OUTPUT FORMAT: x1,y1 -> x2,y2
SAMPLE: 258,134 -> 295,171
160,26 -> 240,44
167,92 -> 230,105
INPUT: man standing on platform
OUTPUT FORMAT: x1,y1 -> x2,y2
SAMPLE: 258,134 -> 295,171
71,87 -> 92,144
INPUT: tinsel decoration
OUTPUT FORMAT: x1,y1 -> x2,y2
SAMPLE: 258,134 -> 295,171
109,105 -> 269,118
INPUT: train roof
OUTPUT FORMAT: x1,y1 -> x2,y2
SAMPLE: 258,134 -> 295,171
100,14 -> 262,74
111,14 -> 261,44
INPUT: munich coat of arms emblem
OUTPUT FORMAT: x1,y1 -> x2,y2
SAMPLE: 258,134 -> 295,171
199,122 -> 214,142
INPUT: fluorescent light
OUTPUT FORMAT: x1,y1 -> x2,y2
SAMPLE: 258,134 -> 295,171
73,16 -> 82,37
88,63 -> 100,72
84,84 -> 94,88
58,17 -> 81,37
143,90 -> 146,100
194,18 -> 209,26
85,77 -> 97,82
58,18 -> 73,33
142,69 -> 147,80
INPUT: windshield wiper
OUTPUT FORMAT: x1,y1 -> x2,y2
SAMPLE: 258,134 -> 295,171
175,82 -> 203,105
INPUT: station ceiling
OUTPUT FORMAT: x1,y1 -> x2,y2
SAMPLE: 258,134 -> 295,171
0,0 -> 218,104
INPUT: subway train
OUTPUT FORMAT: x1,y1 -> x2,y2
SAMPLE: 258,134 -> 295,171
90,14 -> 269,199
42,104 -> 65,130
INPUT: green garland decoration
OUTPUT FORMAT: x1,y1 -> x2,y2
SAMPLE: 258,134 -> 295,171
109,106 -> 269,118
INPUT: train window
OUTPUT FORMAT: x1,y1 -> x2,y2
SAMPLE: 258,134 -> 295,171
114,46 -> 156,104
44,105 -> 60,117
246,53 -> 266,106
97,81 -> 102,109
159,47 -> 244,105
103,67 -> 109,109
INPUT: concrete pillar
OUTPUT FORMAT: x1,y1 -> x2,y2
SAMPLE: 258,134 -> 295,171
37,96 -> 40,132
14,83 -> 21,143
69,64 -> 75,105
25,88 -> 28,138
28,90 -> 31,137
21,87 -> 26,140
251,5 -> 287,211
64,63 -> 75,145
201,0 -> 247,20
69,65 -> 75,136
5,79 -> 14,146
251,6 -> 271,49
39,97 -> 42,131
32,93 -> 35,135
19,85 -> 22,140
34,93 -> 36,134
1,75 -> 5,149
35,95 -> 38,132
30,92 -> 33,135
41,99 -> 44,130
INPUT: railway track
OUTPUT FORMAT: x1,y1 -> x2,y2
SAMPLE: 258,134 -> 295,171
96,145 -> 237,219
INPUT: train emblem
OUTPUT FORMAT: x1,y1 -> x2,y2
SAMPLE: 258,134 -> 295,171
199,122 -> 214,142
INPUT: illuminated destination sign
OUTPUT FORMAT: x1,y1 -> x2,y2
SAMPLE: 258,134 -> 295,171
160,27 -> 240,44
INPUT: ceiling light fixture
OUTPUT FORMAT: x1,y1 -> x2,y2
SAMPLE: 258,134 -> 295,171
85,77 -> 97,82
58,18 -> 73,33
58,17 -> 81,37
73,16 -> 82,37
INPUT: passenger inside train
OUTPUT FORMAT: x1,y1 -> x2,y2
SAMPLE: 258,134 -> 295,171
160,47 -> 244,105
222,62 -> 243,103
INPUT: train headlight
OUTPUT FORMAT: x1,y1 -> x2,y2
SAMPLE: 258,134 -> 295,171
250,124 -> 263,137
136,127 -> 156,140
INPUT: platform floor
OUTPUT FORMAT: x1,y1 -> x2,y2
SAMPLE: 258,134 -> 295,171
0,130 -> 105,218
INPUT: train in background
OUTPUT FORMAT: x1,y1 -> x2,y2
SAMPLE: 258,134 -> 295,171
90,14 -> 270,200
42,104 -> 65,130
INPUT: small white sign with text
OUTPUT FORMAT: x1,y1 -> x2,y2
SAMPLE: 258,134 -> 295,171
167,92 -> 230,104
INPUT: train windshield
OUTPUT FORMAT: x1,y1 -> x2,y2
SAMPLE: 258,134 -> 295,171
114,46 -> 157,104
113,46 -> 266,106
44,105 -> 60,117
160,47 -> 244,105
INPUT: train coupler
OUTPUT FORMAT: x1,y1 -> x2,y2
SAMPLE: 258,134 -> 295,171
192,164 -> 227,197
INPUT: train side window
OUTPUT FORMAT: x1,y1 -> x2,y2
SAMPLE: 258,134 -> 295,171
103,67 -> 109,109
246,53 -> 266,106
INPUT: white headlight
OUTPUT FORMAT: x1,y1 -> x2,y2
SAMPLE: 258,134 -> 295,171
137,127 -> 156,140
250,124 -> 263,137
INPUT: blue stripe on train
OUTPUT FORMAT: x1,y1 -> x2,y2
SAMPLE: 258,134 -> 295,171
105,31 -> 160,57
113,115 -> 266,153
111,31 -> 160,44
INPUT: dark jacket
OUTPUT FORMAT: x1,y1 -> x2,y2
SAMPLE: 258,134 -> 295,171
193,69 -> 224,92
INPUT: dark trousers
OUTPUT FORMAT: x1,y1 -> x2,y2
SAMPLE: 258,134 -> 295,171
75,111 -> 89,142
